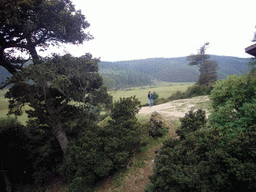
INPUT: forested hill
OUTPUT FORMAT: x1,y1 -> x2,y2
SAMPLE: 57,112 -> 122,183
0,55 -> 252,89
99,55 -> 251,86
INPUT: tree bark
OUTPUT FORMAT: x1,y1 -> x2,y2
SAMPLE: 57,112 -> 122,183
51,122 -> 68,154
23,83 -> 69,154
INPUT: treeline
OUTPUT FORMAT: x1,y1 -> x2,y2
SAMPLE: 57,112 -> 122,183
0,56 -> 251,90
102,71 -> 152,90
99,55 -> 251,88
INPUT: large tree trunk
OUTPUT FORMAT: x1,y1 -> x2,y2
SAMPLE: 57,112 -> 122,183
24,83 -> 69,154
51,122 -> 68,154
2,53 -> 69,155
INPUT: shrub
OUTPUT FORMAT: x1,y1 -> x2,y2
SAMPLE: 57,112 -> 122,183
59,122 -> 112,191
176,109 -> 207,140
26,119 -> 63,186
209,74 -> 256,136
103,96 -> 143,169
152,91 -> 159,100
148,112 -> 168,138
110,96 -> 141,121
59,96 -> 143,190
145,125 -> 256,192
146,73 -> 256,192
168,90 -> 187,101
167,85 -> 213,102
102,118 -> 141,169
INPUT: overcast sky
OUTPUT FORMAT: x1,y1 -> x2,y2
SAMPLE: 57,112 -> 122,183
53,0 -> 256,61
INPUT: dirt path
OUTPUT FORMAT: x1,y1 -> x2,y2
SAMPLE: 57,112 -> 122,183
138,95 -> 211,119
94,96 -> 211,192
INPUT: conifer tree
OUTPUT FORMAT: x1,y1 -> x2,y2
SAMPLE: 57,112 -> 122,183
187,42 -> 218,86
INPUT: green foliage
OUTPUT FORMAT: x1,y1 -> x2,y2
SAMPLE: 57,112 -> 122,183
98,56 -> 249,85
152,91 -> 159,100
104,96 -> 142,169
248,58 -> 256,74
187,43 -> 218,86
145,126 -> 256,192
148,112 -> 168,138
5,53 -> 112,154
59,96 -> 143,190
209,74 -> 256,135
0,0 -> 92,74
59,122 -> 111,191
176,109 -> 207,140
146,71 -> 256,192
101,70 -> 152,90
110,96 -> 141,121
167,84 -> 213,102
25,119 -> 63,186
103,118 -> 141,169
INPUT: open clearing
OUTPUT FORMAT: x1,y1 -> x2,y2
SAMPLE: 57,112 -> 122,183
138,95 -> 211,120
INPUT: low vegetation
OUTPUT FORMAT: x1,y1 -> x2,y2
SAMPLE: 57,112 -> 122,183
145,72 -> 256,191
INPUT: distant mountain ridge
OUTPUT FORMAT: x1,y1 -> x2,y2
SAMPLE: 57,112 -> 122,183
0,55 -> 252,89
99,55 -> 251,84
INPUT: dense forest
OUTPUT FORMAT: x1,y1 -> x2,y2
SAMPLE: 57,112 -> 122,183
100,55 -> 250,88
1,55 -> 251,90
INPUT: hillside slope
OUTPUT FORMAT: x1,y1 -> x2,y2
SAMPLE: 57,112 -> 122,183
99,55 -> 251,83
1,55 -> 251,89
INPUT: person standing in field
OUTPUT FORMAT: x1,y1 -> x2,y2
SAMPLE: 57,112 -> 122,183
148,91 -> 153,107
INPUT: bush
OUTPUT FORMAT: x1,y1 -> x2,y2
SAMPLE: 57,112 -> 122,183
152,91 -> 159,100
209,74 -> 256,136
59,122 -> 112,191
146,73 -> 256,192
25,119 -> 63,186
176,109 -> 207,140
148,112 -> 168,138
168,85 -> 213,102
59,96 -> 143,190
110,96 -> 141,121
145,125 -> 256,192
103,96 -> 143,169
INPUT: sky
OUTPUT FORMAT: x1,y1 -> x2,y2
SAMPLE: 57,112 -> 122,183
51,0 -> 256,61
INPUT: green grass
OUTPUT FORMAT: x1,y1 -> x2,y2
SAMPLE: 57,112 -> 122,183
109,82 -> 194,105
0,82 -> 194,125
0,89 -> 29,124
0,89 -> 10,119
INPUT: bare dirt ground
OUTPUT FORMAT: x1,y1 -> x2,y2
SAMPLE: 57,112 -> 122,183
138,95 -> 211,120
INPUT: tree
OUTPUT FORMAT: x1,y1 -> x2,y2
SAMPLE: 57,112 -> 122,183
187,42 -> 218,86
0,0 -> 92,72
0,0 -> 96,154
5,54 -> 112,154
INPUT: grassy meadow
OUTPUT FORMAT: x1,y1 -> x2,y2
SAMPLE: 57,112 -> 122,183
0,82 -> 194,124
0,89 -> 9,119
0,89 -> 30,124
109,81 -> 194,105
